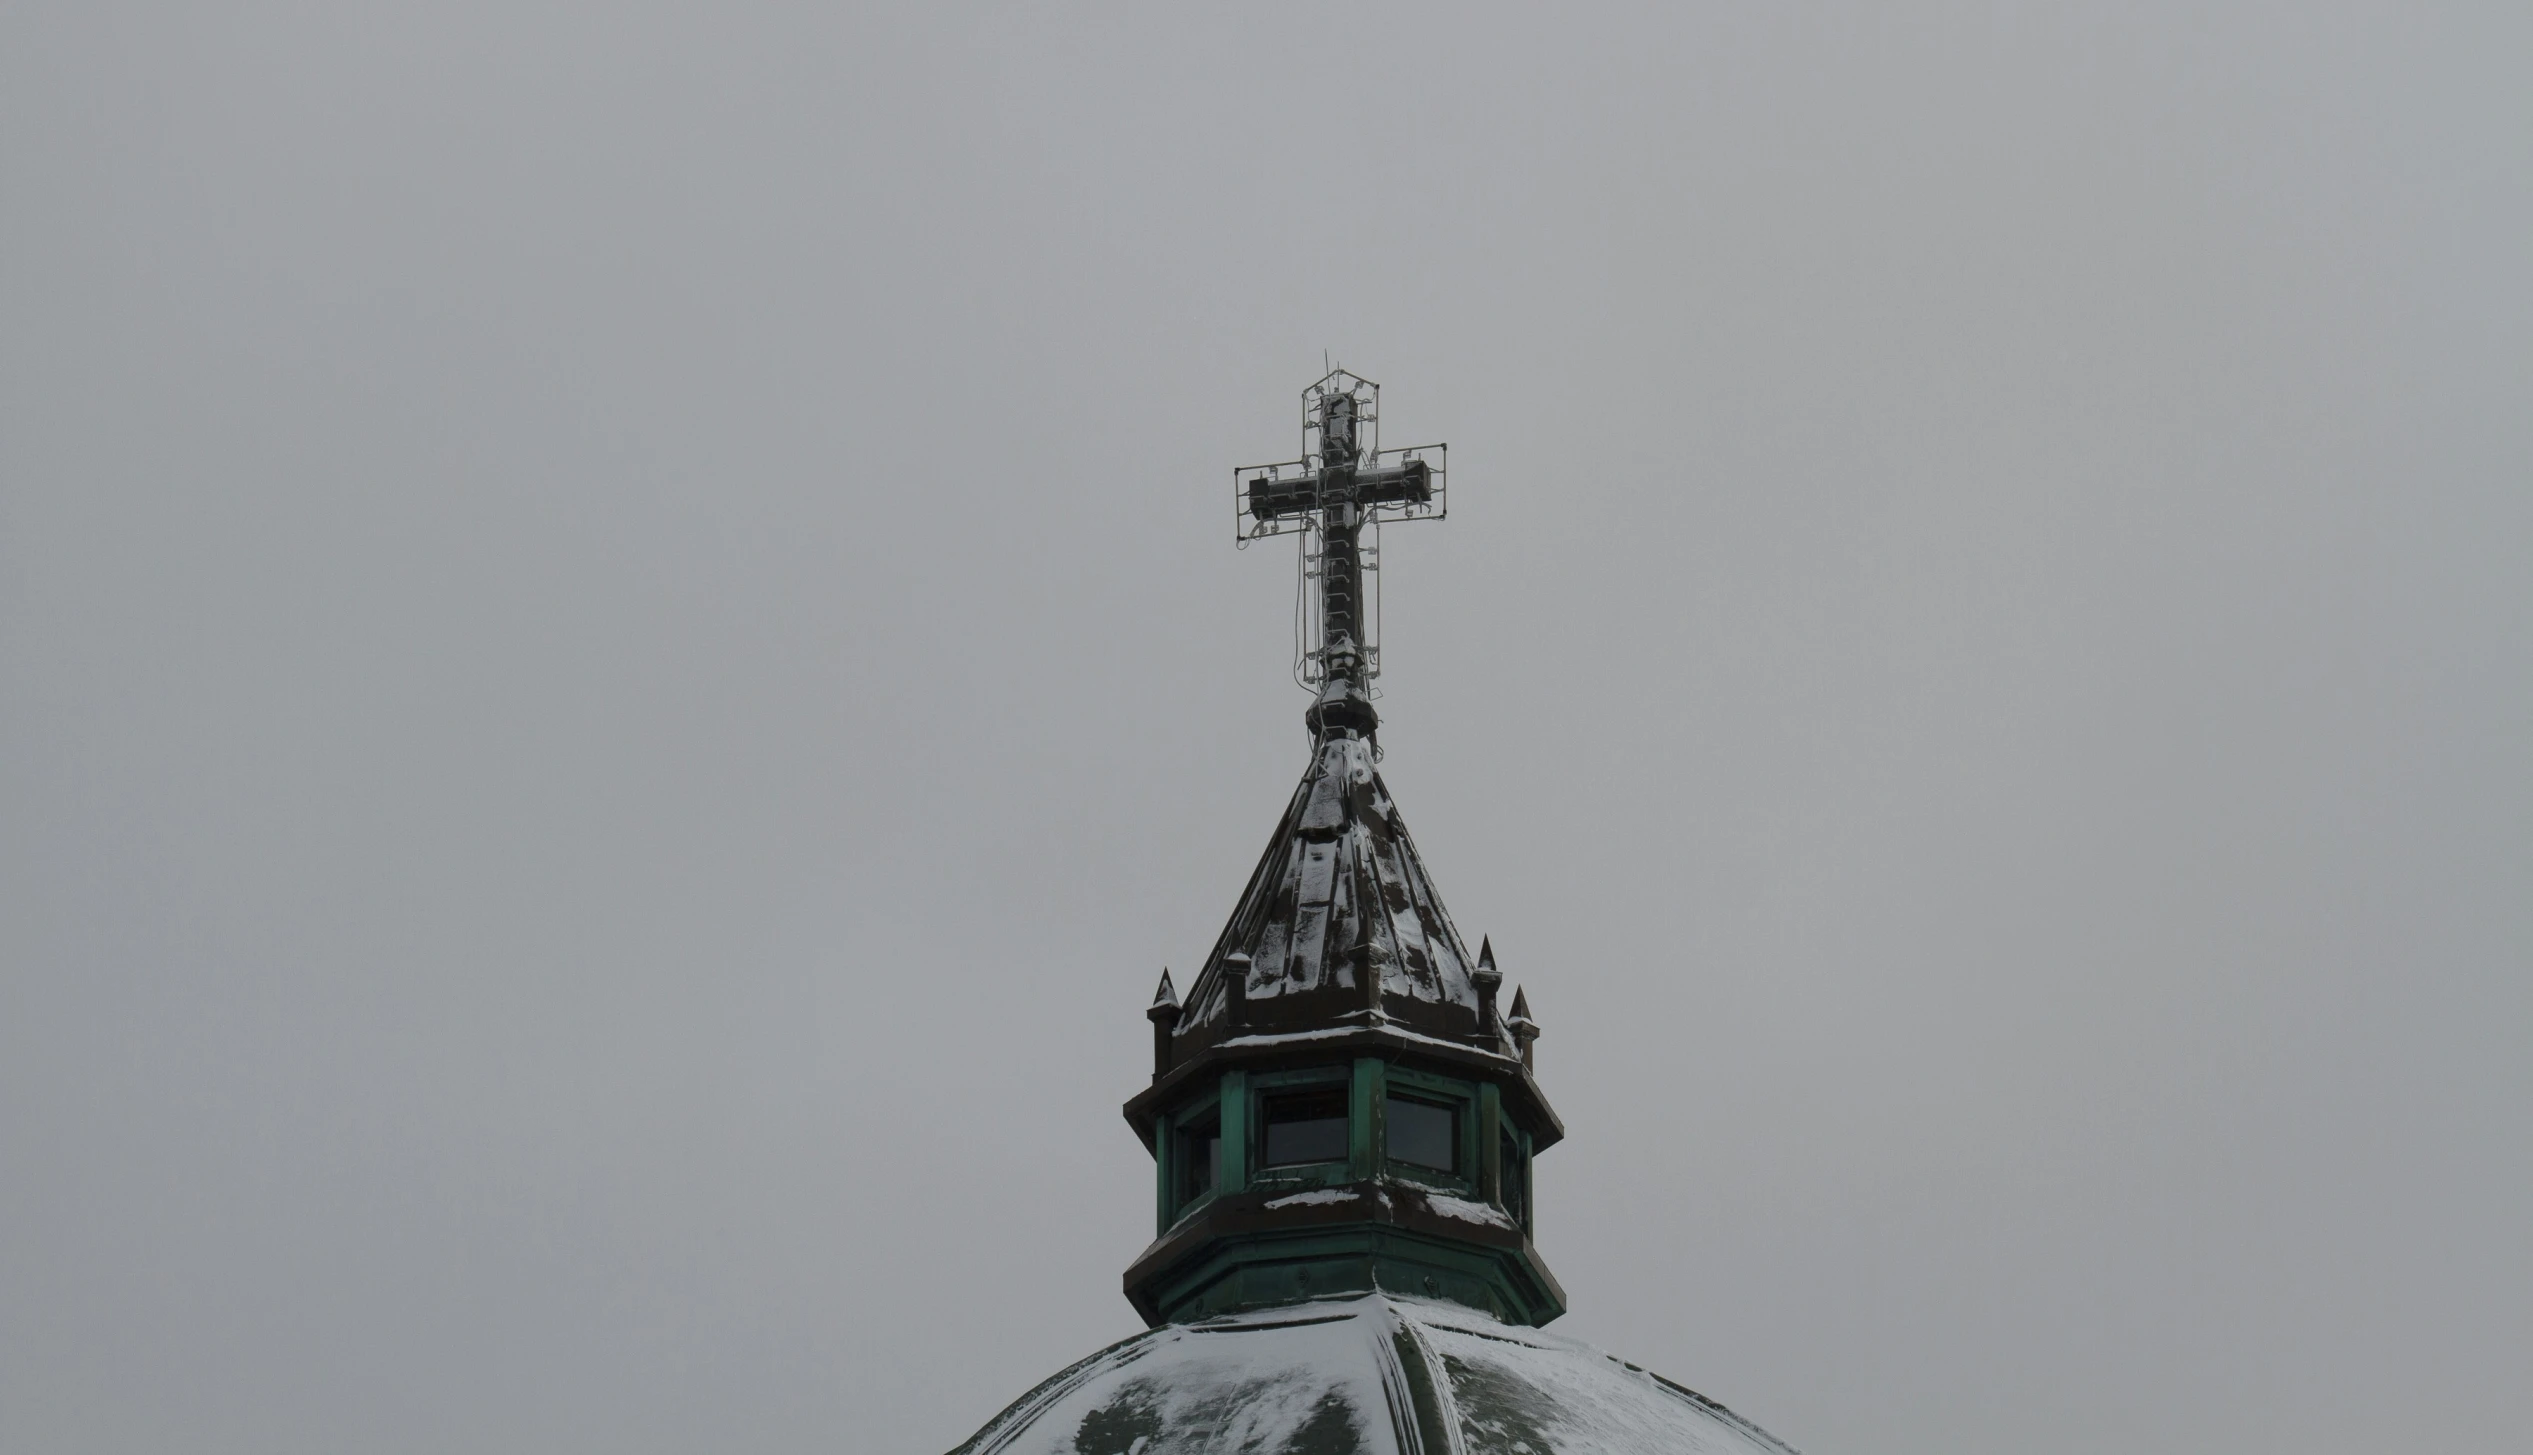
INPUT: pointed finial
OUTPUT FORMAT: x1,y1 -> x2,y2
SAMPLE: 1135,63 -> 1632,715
1146,969 -> 1179,1084
1506,986 -> 1540,1071
1471,937 -> 1503,1042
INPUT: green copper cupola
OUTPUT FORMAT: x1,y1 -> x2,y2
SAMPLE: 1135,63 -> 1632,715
1121,372 -> 1565,1329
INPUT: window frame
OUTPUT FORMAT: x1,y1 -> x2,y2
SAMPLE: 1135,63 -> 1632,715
1380,1065 -> 1478,1194
1497,1120 -> 1531,1230
1170,1093 -> 1223,1215
1249,1065 -> 1354,1187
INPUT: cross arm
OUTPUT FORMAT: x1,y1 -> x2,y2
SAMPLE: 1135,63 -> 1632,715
1244,457 -> 1435,522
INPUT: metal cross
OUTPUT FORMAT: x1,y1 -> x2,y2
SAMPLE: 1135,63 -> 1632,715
1234,370 -> 1447,739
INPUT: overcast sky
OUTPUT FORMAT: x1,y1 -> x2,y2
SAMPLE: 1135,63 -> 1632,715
4,4 -> 2527,1453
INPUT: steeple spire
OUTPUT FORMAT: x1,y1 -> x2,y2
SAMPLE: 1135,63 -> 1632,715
956,372 -> 1805,1455
1120,374 -> 1563,1330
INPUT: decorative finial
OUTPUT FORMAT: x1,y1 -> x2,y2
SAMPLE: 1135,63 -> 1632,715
1146,970 -> 1179,1083
1472,937 -> 1504,1042
1506,986 -> 1540,1071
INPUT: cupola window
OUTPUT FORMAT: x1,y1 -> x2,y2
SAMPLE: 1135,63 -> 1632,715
1260,1086 -> 1351,1167
1499,1125 -> 1529,1225
1174,1108 -> 1220,1207
1385,1094 -> 1458,1173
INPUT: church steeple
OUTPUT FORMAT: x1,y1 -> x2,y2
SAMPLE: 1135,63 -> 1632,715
954,374 -> 1803,1455
1122,373 -> 1565,1329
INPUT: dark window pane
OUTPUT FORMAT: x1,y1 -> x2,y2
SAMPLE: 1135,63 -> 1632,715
1262,1087 -> 1350,1166
1499,1127 -> 1526,1221
1176,1112 -> 1219,1205
1387,1095 -> 1457,1172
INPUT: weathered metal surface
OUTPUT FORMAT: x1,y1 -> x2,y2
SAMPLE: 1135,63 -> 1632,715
1169,734 -> 1505,1061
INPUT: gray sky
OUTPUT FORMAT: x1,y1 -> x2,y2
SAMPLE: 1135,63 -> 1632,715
4,4 -> 2527,1453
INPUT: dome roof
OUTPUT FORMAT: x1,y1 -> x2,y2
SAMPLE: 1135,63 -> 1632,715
951,1294 -> 1799,1455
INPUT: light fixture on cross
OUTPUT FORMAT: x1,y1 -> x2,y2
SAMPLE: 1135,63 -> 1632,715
1233,369 -> 1447,739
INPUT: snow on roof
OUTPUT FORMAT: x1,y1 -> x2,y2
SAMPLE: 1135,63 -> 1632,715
951,1293 -> 1800,1455
1172,733 -> 1508,1061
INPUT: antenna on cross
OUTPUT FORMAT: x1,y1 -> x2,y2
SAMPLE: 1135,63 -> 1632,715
1232,370 -> 1448,742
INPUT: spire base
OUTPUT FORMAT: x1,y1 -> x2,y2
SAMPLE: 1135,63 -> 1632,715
1304,676 -> 1379,740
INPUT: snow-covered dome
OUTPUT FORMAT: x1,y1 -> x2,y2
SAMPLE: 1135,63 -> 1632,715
951,1293 -> 1799,1455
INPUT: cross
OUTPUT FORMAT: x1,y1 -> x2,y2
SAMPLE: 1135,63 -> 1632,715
1234,370 -> 1447,739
